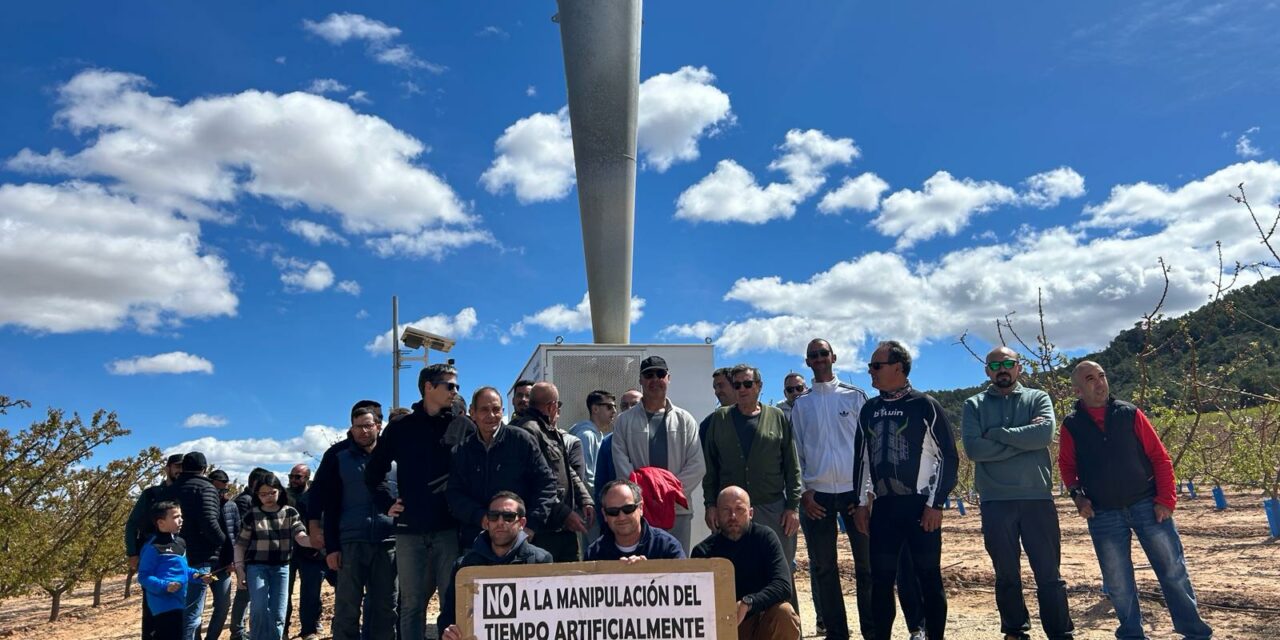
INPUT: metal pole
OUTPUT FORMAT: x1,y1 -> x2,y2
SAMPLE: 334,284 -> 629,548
392,295 -> 400,410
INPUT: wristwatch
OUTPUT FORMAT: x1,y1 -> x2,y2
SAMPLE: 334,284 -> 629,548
741,595 -> 755,609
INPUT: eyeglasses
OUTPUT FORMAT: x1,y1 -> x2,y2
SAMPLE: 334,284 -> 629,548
868,361 -> 895,371
785,385 -> 806,394
434,382 -> 461,392
987,360 -> 1017,371
807,349 -> 831,359
731,380 -> 757,389
485,510 -> 524,523
603,503 -> 641,517
351,422 -> 381,431
641,369 -> 668,379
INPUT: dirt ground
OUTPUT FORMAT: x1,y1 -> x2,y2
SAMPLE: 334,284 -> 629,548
3,489 -> 1277,639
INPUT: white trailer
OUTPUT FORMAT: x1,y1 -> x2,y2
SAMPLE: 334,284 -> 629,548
513,341 -> 715,546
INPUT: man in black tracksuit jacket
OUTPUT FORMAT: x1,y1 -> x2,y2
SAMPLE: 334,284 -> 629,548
364,363 -> 468,640
171,451 -> 224,640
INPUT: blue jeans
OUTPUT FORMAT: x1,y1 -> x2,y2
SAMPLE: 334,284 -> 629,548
184,563 -> 212,640
204,568 -> 234,640
1086,498 -> 1212,640
396,530 -> 459,640
245,564 -> 289,640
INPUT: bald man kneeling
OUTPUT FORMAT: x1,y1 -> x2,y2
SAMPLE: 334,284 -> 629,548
692,487 -> 801,640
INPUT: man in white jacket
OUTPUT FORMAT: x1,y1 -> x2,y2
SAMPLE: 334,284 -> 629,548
612,355 -> 706,553
791,339 -> 873,640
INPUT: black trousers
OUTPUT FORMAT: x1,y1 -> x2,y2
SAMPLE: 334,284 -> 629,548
152,608 -> 184,640
801,490 -> 874,639
981,500 -> 1074,640
868,495 -> 946,640
537,529 -> 581,563
140,590 -> 154,639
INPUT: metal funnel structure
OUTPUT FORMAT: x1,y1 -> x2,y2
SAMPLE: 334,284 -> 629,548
556,0 -> 641,344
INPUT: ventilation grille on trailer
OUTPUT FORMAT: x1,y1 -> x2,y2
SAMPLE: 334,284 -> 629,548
549,351 -> 643,428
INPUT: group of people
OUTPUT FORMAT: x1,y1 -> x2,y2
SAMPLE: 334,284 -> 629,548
128,337 -> 1215,640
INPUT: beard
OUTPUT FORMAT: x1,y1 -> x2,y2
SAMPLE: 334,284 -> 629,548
994,374 -> 1014,388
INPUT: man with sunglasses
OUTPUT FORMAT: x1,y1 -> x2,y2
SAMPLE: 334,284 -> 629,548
569,390 -> 617,545
776,373 -> 806,420
852,341 -> 957,640
438,492 -> 553,639
585,480 -> 685,562
613,356 -> 706,553
789,339 -> 877,640
510,381 -> 595,562
962,347 -> 1074,640
366,362 -> 469,640
701,363 -> 802,610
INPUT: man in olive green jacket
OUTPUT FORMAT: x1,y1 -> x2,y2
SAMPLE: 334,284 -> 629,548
702,363 -> 803,596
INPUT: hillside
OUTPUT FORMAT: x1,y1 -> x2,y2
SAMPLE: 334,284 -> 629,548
929,274 -> 1280,413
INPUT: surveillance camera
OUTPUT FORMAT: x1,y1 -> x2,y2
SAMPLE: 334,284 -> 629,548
401,326 -> 456,352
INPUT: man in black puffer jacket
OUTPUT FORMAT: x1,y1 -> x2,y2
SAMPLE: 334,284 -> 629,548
171,451 -> 224,640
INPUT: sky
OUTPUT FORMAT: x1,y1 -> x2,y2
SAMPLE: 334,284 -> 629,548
2,1 -> 1279,481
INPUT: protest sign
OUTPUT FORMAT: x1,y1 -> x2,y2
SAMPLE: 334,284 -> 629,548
455,558 -> 736,639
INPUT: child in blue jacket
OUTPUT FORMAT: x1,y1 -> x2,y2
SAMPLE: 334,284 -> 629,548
138,500 -> 212,639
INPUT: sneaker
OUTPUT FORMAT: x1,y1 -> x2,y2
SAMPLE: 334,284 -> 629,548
909,630 -> 926,640
815,620 -> 826,635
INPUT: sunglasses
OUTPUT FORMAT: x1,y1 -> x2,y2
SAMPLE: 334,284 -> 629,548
642,369 -> 668,379
987,360 -> 1017,371
731,380 -> 757,389
785,385 -> 806,394
806,349 -> 831,359
603,503 -> 641,517
867,361 -> 895,371
485,510 -> 524,523
433,381 -> 461,393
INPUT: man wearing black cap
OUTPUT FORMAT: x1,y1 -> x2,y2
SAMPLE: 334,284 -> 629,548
124,453 -> 184,640
612,355 -> 706,553
171,451 -> 225,640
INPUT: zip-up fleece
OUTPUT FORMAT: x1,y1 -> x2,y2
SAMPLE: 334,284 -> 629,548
854,388 -> 959,509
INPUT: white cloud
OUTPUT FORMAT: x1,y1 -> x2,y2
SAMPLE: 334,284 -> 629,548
184,413 -> 228,428
365,307 -> 479,353
1022,167 -> 1087,208
368,228 -> 499,261
285,219 -> 348,246
510,293 -> 646,337
166,424 -> 346,482
302,13 -> 400,44
675,129 -> 859,224
484,67 -> 734,202
347,90 -> 372,105
526,85 -> 537,97
402,81 -> 424,96
679,160 -> 1280,365
873,171 -> 1019,249
302,13 -> 445,71
355,309 -> 370,319
8,70 -> 487,258
477,26 -> 509,39
480,109 -> 576,204
275,256 -> 336,292
637,66 -> 734,172
1236,126 -> 1262,158
336,280 -> 361,296
306,78 -> 347,95
657,321 -> 724,340
818,172 -> 890,214
275,56 -> 287,65
0,182 -> 236,333
108,351 -> 215,375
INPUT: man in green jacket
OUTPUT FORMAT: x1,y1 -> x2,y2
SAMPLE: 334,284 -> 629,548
702,363 -> 802,608
961,346 -> 1074,640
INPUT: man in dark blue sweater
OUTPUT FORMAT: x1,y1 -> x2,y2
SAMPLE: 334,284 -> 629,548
365,363 -> 468,640
585,480 -> 685,562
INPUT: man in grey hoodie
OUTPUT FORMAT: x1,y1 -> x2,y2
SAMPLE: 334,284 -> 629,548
961,346 -> 1073,640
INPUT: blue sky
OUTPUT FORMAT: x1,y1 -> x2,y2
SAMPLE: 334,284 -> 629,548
3,1 -> 1279,479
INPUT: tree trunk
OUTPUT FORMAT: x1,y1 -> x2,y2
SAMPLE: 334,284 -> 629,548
93,577 -> 103,607
124,569 -> 134,599
48,590 -> 63,622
